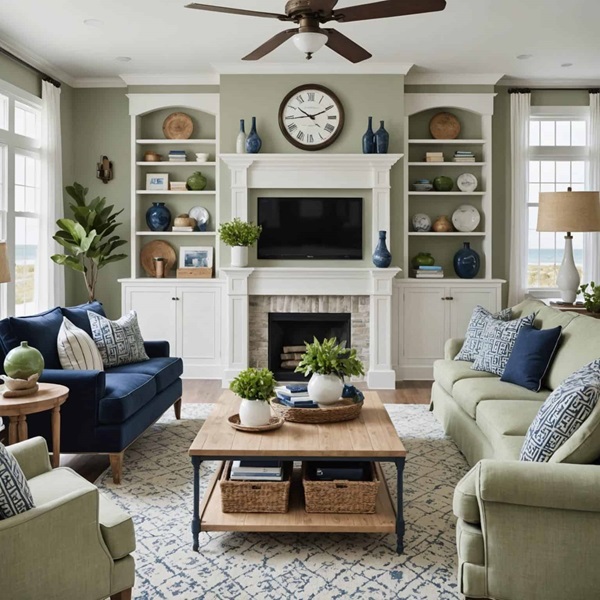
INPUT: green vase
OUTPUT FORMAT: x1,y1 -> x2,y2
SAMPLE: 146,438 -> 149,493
186,171 -> 207,191
433,175 -> 454,192
411,252 -> 436,269
4,341 -> 44,380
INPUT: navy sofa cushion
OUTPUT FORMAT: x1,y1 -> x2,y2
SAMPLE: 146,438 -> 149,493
99,373 -> 157,425
61,301 -> 105,338
106,357 -> 183,393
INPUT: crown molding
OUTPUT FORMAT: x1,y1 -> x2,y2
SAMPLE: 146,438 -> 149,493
405,72 -> 504,86
71,77 -> 127,88
119,73 -> 220,86
499,76 -> 600,88
211,62 -> 413,75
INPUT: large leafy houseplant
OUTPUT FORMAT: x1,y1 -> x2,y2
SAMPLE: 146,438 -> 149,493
579,282 -> 600,313
51,183 -> 127,302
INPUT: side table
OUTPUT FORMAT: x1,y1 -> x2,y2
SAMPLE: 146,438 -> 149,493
543,299 -> 600,319
0,383 -> 69,468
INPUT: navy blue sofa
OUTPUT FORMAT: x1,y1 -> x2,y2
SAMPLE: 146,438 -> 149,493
0,301 -> 183,483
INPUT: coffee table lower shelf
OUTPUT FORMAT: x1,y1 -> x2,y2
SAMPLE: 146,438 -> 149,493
198,462 -> 397,534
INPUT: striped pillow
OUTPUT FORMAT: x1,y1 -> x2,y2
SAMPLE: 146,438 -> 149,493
57,317 -> 104,371
0,443 -> 34,519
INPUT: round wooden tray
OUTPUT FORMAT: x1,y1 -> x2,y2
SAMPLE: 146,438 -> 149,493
429,111 -> 461,139
228,414 -> 284,433
140,240 -> 177,276
162,112 -> 194,139
271,397 -> 363,424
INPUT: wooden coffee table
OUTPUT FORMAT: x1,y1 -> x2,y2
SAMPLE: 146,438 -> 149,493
188,391 -> 407,554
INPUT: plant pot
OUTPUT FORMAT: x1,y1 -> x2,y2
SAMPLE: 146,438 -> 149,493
239,398 -> 272,427
308,373 -> 344,406
4,341 -> 44,380
231,246 -> 249,267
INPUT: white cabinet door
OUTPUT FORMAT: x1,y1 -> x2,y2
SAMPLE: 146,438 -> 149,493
447,287 -> 499,339
401,287 -> 447,360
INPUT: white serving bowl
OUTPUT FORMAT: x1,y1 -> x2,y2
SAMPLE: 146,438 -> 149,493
195,153 -> 210,162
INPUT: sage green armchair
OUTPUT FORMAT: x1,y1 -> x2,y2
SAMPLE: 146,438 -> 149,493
0,437 -> 136,600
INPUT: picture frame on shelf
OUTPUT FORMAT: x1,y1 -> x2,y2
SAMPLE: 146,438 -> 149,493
179,246 -> 214,269
146,173 -> 169,191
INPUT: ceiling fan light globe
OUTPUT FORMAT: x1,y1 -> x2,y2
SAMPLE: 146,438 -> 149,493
292,31 -> 328,55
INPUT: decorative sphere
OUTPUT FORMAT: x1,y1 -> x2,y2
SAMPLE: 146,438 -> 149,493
432,215 -> 454,232
433,176 -> 454,192
412,213 -> 432,232
4,341 -> 44,380
452,204 -> 481,232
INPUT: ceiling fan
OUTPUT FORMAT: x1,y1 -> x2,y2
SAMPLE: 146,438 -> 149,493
185,0 -> 446,63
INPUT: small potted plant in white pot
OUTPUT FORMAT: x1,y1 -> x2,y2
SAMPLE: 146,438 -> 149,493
295,337 -> 365,406
230,367 -> 275,427
218,218 -> 262,268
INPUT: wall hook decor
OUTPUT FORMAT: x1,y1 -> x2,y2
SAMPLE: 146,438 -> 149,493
96,155 -> 113,184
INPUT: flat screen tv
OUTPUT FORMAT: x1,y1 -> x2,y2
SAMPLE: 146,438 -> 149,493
257,197 -> 363,260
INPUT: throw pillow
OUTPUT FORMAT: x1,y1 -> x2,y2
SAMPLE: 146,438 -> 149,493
57,317 -> 104,371
471,312 -> 536,376
520,359 -> 600,462
455,305 -> 513,362
88,311 -> 149,368
501,325 -> 562,392
0,443 -> 34,519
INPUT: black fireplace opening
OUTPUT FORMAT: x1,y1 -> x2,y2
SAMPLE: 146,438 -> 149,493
268,312 -> 351,382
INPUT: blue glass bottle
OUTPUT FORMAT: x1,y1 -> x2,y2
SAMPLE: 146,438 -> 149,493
372,230 -> 392,268
245,116 -> 262,154
362,116 -> 375,154
375,120 -> 389,154
453,242 -> 480,278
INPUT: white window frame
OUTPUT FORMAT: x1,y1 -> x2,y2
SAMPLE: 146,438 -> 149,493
527,105 -> 589,298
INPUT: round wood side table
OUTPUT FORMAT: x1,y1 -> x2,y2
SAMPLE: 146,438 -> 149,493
0,383 -> 69,468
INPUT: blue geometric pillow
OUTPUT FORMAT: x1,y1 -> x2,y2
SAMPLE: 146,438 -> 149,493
520,360 -> 600,462
455,305 -> 512,362
0,443 -> 34,519
471,312 -> 536,376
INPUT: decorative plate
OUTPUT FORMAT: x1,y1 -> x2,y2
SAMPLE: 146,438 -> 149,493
429,112 -> 461,139
162,112 -> 194,140
452,204 -> 481,232
140,240 -> 177,277
457,172 -> 478,193
189,206 -> 209,226
228,414 -> 284,432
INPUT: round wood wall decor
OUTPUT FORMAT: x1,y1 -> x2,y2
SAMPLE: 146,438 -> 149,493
429,112 -> 461,139
162,112 -> 194,139
140,240 -> 177,276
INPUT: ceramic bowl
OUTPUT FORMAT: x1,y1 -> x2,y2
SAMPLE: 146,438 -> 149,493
195,153 -> 209,162
2,373 -> 39,390
413,183 -> 434,192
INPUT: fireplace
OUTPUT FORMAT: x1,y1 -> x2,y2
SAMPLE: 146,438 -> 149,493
268,312 -> 351,382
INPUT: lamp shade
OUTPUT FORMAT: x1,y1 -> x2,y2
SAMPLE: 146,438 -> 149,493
537,190 -> 600,232
0,242 -> 10,284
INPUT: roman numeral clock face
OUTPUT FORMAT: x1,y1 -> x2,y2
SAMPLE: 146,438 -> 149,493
278,85 -> 344,151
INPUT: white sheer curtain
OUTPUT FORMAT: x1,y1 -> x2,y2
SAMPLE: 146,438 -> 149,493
37,80 -> 65,310
508,92 -> 531,305
584,92 -> 600,283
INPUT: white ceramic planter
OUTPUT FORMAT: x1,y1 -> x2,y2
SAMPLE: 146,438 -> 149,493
231,246 -> 249,268
239,398 -> 271,427
308,373 -> 344,406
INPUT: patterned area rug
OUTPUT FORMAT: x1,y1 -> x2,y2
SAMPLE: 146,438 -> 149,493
96,404 -> 469,600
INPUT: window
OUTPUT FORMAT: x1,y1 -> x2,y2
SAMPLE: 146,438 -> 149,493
527,108 -> 588,291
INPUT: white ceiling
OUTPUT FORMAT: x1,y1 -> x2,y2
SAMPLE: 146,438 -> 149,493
1,0 -> 600,85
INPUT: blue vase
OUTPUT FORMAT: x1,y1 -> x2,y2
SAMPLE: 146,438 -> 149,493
362,116 -> 375,154
372,230 -> 392,268
453,242 -> 480,278
245,116 -> 262,154
145,202 -> 171,232
375,120 -> 389,154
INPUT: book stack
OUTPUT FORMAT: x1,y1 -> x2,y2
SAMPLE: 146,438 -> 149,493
275,385 -> 319,409
411,265 -> 444,279
425,151 -> 444,162
172,225 -> 195,232
279,345 -> 305,370
453,150 -> 476,162
229,460 -> 284,481
168,150 -> 187,162
169,181 -> 187,192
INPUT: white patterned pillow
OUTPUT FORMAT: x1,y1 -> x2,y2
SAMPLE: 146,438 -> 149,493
455,306 -> 513,362
57,317 -> 104,371
471,312 -> 536,376
0,443 -> 34,519
88,310 -> 149,368
520,360 -> 600,462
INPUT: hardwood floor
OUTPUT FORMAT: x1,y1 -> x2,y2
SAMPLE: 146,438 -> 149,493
61,379 -> 432,483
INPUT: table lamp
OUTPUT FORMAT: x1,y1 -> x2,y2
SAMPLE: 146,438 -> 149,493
537,189 -> 600,303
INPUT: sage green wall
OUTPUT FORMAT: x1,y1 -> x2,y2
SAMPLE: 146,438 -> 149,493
0,54 -> 40,97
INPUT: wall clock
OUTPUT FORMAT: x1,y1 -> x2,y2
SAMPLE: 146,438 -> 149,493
278,84 -> 344,151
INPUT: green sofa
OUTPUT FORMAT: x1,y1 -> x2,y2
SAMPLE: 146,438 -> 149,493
431,299 -> 600,600
0,437 -> 135,600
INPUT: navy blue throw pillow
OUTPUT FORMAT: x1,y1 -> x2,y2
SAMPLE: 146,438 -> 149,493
501,324 -> 562,392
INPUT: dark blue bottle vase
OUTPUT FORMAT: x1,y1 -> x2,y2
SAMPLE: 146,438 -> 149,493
362,116 -> 375,154
372,230 -> 392,268
146,202 -> 171,232
454,242 -> 480,278
245,116 -> 262,154
375,120 -> 389,154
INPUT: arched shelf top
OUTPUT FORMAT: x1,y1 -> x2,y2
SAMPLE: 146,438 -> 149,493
127,93 -> 219,117
405,93 -> 496,117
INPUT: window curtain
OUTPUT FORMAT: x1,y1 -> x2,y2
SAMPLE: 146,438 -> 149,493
508,92 -> 531,306
36,81 -> 65,310
584,92 -> 600,283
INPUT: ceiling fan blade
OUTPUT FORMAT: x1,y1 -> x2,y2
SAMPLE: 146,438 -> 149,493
242,29 -> 297,61
324,29 -> 372,63
333,0 -> 446,22
185,3 -> 289,21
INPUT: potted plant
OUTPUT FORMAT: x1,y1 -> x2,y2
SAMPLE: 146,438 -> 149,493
579,282 -> 600,313
218,218 -> 262,267
230,367 -> 275,427
51,182 -> 127,302
295,337 -> 365,406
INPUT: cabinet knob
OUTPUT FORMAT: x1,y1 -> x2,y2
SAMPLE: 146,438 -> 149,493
172,297 -> 177,301
441,297 -> 446,301
447,296 -> 454,301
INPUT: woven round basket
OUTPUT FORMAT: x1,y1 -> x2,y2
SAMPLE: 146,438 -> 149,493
429,111 -> 461,139
271,397 -> 363,424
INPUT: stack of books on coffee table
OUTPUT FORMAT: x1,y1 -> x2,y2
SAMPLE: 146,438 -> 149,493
275,385 -> 318,408
229,460 -> 284,481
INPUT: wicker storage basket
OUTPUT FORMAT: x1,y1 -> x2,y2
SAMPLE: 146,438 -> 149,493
302,462 -> 380,514
220,461 -> 291,513
271,397 -> 363,424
